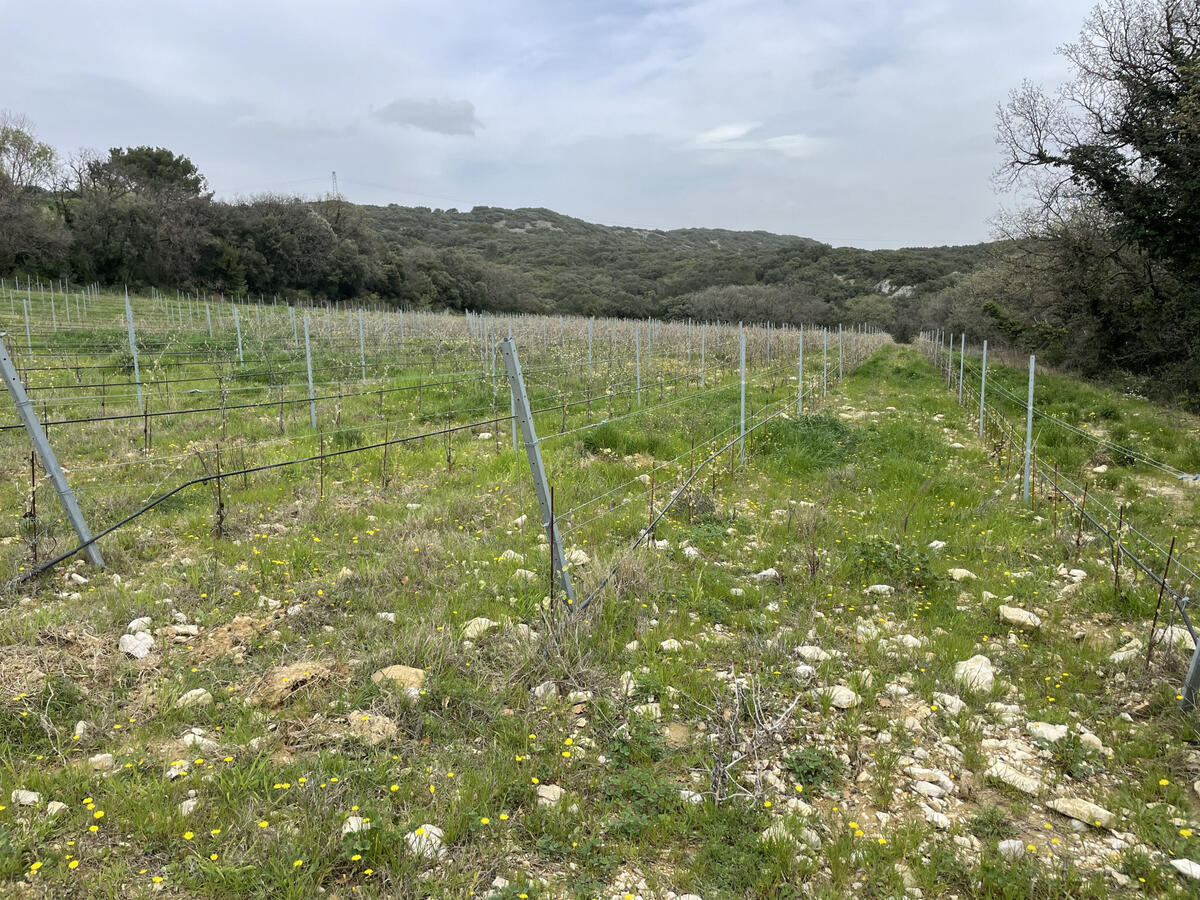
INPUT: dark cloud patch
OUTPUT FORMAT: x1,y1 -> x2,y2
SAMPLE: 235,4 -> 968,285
374,98 -> 481,136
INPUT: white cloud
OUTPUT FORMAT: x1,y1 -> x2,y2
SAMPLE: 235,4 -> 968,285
695,123 -> 762,144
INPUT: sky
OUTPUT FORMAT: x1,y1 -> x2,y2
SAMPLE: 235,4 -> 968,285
4,0 -> 1096,249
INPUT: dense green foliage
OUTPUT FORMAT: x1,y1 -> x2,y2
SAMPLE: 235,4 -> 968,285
990,0 -> 1200,408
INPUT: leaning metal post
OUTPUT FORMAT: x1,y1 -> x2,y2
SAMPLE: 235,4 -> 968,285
0,332 -> 104,566
500,337 -> 576,605
1181,623 -> 1200,711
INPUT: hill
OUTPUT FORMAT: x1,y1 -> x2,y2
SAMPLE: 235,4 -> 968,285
363,202 -> 996,328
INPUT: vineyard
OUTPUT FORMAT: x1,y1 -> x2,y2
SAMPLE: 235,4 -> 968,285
3,287 -> 1200,898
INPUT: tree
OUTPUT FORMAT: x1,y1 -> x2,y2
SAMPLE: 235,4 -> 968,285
0,112 -> 57,198
997,0 -> 1200,279
995,0 -> 1200,408
94,146 -> 208,200
0,113 -> 65,273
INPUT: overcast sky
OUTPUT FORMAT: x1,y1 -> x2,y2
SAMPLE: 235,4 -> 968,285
6,0 -> 1094,248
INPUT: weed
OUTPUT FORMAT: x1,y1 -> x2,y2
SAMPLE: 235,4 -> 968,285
784,746 -> 845,794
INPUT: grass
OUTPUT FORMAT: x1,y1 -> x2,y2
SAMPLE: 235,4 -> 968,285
1,293 -> 1199,897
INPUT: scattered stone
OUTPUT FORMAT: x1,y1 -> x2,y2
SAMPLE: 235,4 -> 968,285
632,701 -> 662,720
567,549 -> 590,567
684,546 -> 702,560
679,789 -> 703,805
175,688 -> 213,709
1154,625 -> 1196,652
346,710 -> 398,746
73,721 -> 90,740
1045,797 -> 1115,828
513,568 -> 538,582
795,645 -> 832,663
462,617 -> 502,641
753,567 -> 781,583
88,752 -> 114,771
1079,731 -> 1113,757
376,612 -> 396,623
928,540 -> 947,551
477,432 -> 492,440
955,655 -> 995,693
179,798 -> 199,816
127,616 -> 152,634
405,823 -> 446,860
986,761 -> 1041,795
11,790 -> 39,806
372,665 -> 425,703
46,801 -> 68,816
948,568 -> 977,582
923,806 -> 951,829
342,815 -> 371,835
1171,859 -> 1200,880
761,821 -> 797,845
865,584 -> 893,595
998,839 -> 1026,861
1110,638 -> 1143,663
820,686 -> 862,709
999,605 -> 1041,629
118,631 -> 154,659
933,692 -> 965,715
659,638 -> 683,652
532,681 -> 559,701
500,549 -> 523,562
913,780 -> 947,799
536,784 -> 566,807
180,728 -> 219,752
1027,722 -> 1068,743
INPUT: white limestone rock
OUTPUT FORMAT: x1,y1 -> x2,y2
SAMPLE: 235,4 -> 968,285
955,655 -> 995,693
999,605 -> 1041,629
119,631 -> 154,659
819,685 -> 862,709
1027,722 -> 1069,743
461,617 -> 501,641
175,688 -> 213,709
1045,797 -> 1115,828
536,784 -> 566,807
405,823 -> 446,860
